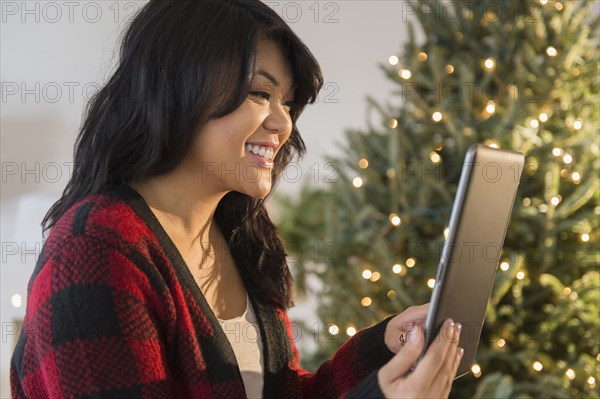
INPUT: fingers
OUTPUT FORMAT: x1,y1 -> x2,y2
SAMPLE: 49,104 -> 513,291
432,323 -> 461,396
400,303 -> 430,324
442,346 -> 464,396
379,324 -> 425,384
409,319 -> 457,388
388,303 -> 430,335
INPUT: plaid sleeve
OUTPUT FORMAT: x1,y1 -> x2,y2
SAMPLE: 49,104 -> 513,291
284,311 -> 397,398
10,234 -> 173,399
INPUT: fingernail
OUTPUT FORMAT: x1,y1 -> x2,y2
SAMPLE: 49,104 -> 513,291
446,319 -> 455,339
455,323 -> 462,335
458,347 -> 464,358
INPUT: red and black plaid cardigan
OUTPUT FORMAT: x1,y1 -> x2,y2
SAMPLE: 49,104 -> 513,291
10,183 -> 397,398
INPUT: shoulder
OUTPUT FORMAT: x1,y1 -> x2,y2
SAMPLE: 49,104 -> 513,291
46,186 -> 152,254
25,186 -> 173,321
33,185 -> 168,295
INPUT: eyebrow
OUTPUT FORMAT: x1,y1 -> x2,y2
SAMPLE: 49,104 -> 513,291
256,69 -> 296,90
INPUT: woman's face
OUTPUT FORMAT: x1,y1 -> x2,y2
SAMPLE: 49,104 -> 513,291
184,38 -> 295,199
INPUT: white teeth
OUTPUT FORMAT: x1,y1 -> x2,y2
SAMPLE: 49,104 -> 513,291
245,143 -> 274,160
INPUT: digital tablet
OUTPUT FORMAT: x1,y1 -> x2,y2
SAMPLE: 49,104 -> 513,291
418,143 -> 525,379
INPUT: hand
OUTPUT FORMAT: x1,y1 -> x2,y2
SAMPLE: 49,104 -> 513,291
384,303 -> 429,353
377,319 -> 463,399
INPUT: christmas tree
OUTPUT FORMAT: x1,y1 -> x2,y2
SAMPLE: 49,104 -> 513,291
275,0 -> 599,397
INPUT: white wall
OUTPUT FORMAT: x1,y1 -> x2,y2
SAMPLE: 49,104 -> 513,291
1,1 -> 415,396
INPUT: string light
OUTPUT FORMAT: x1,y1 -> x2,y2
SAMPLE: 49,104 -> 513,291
361,296 -> 372,307
539,0 -> 548,4
388,118 -> 398,129
418,52 -> 428,61
550,196 -> 561,206
389,213 -> 402,226
497,339 -> 506,347
432,111 -> 443,122
530,119 -> 539,128
565,369 -> 576,380
500,261 -> 510,271
406,258 -> 416,267
588,376 -> 596,388
427,278 -> 436,288
445,64 -> 454,74
484,10 -> 497,22
346,326 -> 357,336
486,101 -> 496,114
388,55 -> 399,66
362,270 -> 372,279
523,197 -> 531,206
400,69 -> 412,80
546,46 -> 558,57
485,139 -> 499,148
387,290 -> 397,298
430,151 -> 441,164
573,119 -> 583,130
516,271 -> 525,280
533,361 -> 543,371
352,176 -> 363,187
359,158 -> 369,169
539,112 -> 548,122
555,2 -> 563,11
484,57 -> 496,70
392,264 -> 403,274
11,294 -> 22,308
328,324 -> 339,335
539,204 -> 549,213
571,172 -> 581,183
370,272 -> 381,282
552,147 -> 563,156
471,364 -> 482,377
581,233 -> 590,242
563,287 -> 572,296
563,154 -> 573,164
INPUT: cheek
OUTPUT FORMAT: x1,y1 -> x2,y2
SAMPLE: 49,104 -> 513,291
195,122 -> 256,160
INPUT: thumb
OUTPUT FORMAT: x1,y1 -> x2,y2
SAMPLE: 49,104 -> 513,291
379,324 -> 425,384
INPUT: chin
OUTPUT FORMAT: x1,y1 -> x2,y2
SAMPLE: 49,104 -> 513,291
237,180 -> 272,199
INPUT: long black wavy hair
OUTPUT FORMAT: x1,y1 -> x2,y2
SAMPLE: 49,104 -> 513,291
41,0 -> 323,310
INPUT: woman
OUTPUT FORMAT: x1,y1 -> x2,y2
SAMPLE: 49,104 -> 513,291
10,1 -> 463,398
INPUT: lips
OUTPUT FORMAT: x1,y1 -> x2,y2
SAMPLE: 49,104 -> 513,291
245,143 -> 276,160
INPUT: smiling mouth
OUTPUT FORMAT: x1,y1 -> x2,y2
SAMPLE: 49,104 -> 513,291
245,143 -> 275,161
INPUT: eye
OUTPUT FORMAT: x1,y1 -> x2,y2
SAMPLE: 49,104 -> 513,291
249,91 -> 297,115
249,91 -> 270,101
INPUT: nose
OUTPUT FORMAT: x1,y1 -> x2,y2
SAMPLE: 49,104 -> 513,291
263,102 -> 293,136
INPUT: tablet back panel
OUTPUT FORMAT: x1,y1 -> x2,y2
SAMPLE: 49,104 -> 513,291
422,143 -> 525,378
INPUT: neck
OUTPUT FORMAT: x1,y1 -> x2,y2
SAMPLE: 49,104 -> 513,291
129,171 -> 230,253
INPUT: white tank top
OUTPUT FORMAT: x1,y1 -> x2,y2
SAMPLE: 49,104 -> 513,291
217,293 -> 264,399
